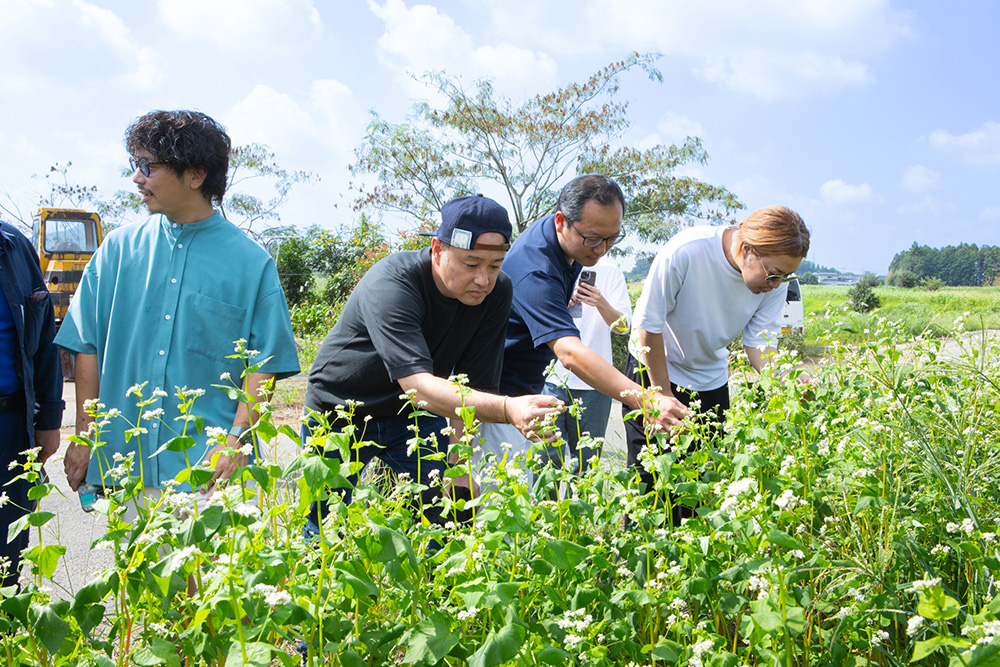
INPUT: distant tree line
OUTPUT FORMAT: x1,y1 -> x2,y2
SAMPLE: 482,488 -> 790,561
887,242 -> 1000,287
797,260 -> 841,286
798,259 -> 839,275
624,254 -> 653,283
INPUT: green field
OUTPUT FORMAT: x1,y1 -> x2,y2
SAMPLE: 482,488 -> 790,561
801,285 -> 1000,343
624,283 -> 1000,357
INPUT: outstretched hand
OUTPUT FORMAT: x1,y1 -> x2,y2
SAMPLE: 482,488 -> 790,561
506,394 -> 565,442
646,392 -> 691,434
64,442 -> 91,492
201,440 -> 248,497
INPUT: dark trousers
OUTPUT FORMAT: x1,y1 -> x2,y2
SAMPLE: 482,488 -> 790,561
538,383 -> 611,476
622,354 -> 729,525
0,405 -> 32,589
302,411 -> 448,535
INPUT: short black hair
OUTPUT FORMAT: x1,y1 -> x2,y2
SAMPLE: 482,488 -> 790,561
555,175 -> 626,223
125,110 -> 231,205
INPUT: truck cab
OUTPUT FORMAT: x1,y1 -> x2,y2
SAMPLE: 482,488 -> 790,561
780,279 -> 804,337
31,207 -> 103,324
31,207 -> 103,380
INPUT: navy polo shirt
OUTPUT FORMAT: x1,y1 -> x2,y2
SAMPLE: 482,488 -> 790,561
500,214 -> 582,395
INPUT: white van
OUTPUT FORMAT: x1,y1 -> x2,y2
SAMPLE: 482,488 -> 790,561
780,279 -> 804,336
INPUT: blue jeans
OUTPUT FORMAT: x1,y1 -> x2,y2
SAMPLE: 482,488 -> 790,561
539,382 -> 611,476
302,411 -> 447,535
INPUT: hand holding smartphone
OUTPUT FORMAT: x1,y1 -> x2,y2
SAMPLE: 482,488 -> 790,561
568,270 -> 597,317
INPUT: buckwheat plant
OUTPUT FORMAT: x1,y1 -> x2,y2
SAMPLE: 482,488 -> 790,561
2,321 -> 999,666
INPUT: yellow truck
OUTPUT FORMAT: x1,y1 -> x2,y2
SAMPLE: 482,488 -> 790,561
31,207 -> 103,379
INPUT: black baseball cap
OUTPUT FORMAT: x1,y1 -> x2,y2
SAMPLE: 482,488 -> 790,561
423,194 -> 512,251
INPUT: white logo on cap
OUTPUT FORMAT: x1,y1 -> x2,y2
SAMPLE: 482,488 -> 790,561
450,228 -> 473,250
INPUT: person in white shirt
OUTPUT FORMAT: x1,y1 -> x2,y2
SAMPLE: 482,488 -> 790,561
542,258 -> 631,476
626,205 -> 811,523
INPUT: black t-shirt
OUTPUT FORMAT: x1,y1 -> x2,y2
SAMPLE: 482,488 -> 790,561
304,248 -> 512,419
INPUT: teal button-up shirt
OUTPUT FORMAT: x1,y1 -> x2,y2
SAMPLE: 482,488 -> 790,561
56,212 -> 299,489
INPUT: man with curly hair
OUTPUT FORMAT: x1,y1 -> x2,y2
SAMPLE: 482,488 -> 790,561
56,110 -> 299,502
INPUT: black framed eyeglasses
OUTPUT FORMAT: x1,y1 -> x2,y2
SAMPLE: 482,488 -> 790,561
129,156 -> 166,177
754,252 -> 799,284
568,221 -> 626,248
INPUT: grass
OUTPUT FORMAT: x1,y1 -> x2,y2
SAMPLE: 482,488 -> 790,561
802,285 -> 1000,344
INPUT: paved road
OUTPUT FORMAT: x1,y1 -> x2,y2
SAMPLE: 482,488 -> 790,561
28,381 -> 627,598
28,379 -> 114,596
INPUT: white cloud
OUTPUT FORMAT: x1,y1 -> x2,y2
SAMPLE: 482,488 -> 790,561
656,112 -> 704,146
820,179 -> 874,204
897,196 -> 955,217
633,112 -> 705,152
980,207 -> 1000,222
928,121 -> 1000,166
482,0 -> 912,100
224,80 -> 368,227
226,80 -> 366,167
731,175 -> 774,203
157,0 -> 322,52
368,0 -> 557,97
0,0 -> 164,93
697,50 -> 872,101
900,164 -> 940,193
228,86 -> 314,149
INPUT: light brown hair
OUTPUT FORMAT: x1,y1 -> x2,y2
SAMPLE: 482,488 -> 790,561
734,205 -> 810,258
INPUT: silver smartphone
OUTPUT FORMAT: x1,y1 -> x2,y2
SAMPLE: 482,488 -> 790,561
568,270 -> 597,317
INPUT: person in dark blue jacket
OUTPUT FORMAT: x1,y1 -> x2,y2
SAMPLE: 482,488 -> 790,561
0,220 -> 63,589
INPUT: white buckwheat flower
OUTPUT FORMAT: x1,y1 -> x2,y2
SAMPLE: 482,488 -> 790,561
911,577 -> 942,592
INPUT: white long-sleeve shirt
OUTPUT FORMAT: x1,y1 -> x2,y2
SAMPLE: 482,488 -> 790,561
545,258 -> 632,391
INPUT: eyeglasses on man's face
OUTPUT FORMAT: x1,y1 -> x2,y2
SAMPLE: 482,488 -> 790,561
754,251 -> 798,284
129,156 -> 167,177
568,220 -> 626,248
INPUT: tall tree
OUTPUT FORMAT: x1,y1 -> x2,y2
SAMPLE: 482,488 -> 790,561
350,53 -> 741,241
222,143 -> 316,235
1,162 -> 102,232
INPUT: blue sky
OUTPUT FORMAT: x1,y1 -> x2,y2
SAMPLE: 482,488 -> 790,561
1,0 -> 997,274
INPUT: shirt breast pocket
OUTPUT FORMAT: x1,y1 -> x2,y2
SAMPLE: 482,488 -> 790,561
21,289 -> 50,357
184,293 -> 247,362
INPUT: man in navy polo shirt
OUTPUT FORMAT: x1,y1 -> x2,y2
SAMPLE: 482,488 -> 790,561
0,220 -> 63,589
479,175 -> 688,469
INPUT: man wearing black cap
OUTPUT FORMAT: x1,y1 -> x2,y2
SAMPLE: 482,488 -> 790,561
303,195 -> 560,520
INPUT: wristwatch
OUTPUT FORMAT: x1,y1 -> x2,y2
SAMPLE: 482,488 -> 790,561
228,426 -> 254,445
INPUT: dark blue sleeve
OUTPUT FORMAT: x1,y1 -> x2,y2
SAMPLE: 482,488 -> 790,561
511,270 -> 580,349
7,228 -> 63,431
